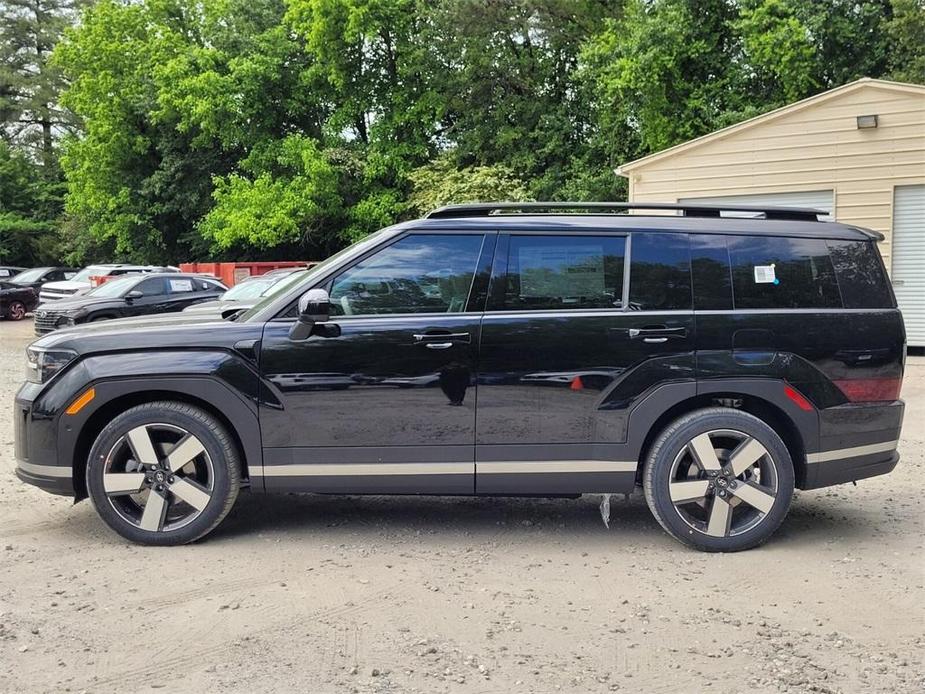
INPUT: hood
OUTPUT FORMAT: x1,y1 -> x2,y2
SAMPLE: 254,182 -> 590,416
36,294 -> 124,313
30,312 -> 263,355
183,299 -> 257,314
41,279 -> 91,292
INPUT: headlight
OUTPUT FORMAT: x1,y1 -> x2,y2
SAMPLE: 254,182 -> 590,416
25,347 -> 77,384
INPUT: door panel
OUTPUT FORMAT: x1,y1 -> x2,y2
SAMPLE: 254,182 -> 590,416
259,315 -> 480,493
475,232 -> 695,494
257,232 -> 490,493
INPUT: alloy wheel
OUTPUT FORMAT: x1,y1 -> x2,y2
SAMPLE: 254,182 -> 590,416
668,429 -> 779,538
9,301 -> 25,320
102,423 -> 214,532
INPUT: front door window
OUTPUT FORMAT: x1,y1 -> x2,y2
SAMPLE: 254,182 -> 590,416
329,234 -> 485,316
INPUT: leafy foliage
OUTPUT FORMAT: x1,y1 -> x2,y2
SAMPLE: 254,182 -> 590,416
407,154 -> 532,216
0,0 -> 921,266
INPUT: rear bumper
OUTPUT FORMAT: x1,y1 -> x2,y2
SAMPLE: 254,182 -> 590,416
801,400 -> 903,490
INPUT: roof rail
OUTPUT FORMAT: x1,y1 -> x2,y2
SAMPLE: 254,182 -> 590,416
425,201 -> 825,222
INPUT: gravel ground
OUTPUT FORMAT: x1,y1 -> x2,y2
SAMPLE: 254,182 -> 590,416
1,317 -> 923,694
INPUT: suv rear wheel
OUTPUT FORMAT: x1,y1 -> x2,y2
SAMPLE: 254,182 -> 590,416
86,401 -> 240,545
643,407 -> 794,552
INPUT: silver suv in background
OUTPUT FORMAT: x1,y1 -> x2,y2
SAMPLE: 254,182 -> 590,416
38,264 -> 179,303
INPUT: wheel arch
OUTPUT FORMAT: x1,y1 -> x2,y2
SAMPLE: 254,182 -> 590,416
631,382 -> 815,489
66,379 -> 260,500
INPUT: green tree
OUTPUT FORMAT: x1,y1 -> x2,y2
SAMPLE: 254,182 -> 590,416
0,0 -> 84,168
406,153 -> 532,216
432,0 -> 620,200
736,0 -> 817,102
0,140 -> 63,265
886,0 -> 925,83
581,0 -> 745,155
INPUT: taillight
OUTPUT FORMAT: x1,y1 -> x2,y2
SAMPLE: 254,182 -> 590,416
833,378 -> 902,403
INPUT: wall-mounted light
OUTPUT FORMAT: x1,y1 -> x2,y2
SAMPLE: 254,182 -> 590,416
856,114 -> 879,129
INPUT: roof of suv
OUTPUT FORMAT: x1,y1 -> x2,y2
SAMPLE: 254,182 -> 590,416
403,202 -> 881,241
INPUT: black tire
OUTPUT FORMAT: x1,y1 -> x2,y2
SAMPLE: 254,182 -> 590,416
643,407 -> 794,552
86,401 -> 240,545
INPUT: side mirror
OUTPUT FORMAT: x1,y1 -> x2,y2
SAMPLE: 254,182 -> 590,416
289,288 -> 331,341
125,290 -> 143,302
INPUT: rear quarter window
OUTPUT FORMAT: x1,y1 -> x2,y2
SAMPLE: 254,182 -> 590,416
727,235 -> 841,309
826,240 -> 894,309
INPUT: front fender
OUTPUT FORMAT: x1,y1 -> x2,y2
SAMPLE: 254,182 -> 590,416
37,350 -> 265,490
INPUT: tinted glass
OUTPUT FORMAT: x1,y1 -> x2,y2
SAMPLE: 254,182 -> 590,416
826,240 -> 894,309
71,266 -> 108,282
498,235 -> 625,311
330,234 -> 484,316
10,268 -> 46,283
135,277 -> 166,296
691,234 -> 733,310
86,276 -> 137,298
629,233 -> 691,310
728,235 -> 841,309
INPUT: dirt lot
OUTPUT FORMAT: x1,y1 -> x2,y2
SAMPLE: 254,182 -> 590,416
1,317 -> 922,694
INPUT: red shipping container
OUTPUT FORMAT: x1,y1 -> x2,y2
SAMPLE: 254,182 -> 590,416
178,261 -> 313,287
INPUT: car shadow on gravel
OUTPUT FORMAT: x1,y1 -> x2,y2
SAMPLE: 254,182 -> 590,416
199,490 -> 894,549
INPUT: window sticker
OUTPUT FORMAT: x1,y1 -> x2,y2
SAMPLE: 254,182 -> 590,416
169,279 -> 193,292
753,264 -> 778,285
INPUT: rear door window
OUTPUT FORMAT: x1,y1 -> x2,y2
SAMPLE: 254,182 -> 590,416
727,235 -> 841,309
826,240 -> 894,308
628,233 -> 691,310
495,235 -> 626,311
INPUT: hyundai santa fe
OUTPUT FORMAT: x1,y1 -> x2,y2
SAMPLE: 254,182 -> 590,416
13,202 -> 905,551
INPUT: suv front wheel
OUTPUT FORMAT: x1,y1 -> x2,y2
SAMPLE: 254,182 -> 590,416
643,408 -> 795,552
86,401 -> 240,545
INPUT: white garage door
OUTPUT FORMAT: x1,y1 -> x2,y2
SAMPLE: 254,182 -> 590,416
892,184 -> 925,347
679,190 -> 834,220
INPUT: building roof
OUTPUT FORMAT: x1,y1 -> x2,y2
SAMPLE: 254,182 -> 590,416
616,78 -> 925,175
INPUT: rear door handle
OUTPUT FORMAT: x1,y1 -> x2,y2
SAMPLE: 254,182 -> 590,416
628,327 -> 687,340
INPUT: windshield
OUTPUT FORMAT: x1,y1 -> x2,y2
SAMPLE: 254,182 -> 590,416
10,268 -> 47,283
85,276 -> 138,298
70,265 -> 110,283
221,278 -> 275,301
237,229 -> 393,322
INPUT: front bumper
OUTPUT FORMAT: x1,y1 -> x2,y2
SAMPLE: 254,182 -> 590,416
14,384 -> 75,496
801,400 -> 903,490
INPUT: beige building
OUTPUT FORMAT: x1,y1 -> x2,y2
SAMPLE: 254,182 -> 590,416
617,78 -> 925,345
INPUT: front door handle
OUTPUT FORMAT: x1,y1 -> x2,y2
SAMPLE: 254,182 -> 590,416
412,331 -> 471,345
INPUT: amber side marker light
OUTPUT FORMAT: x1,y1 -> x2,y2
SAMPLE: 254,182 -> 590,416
65,387 -> 95,415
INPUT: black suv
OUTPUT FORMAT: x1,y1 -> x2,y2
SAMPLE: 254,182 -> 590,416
13,203 -> 905,551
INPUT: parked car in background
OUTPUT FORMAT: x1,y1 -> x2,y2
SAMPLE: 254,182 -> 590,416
34,273 -> 226,334
182,268 -> 307,318
8,267 -> 79,292
0,281 -> 39,320
38,264 -> 180,304
0,266 -> 27,279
